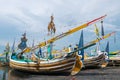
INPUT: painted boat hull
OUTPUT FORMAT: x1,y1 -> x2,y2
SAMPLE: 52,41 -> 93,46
10,55 -> 77,74
83,53 -> 108,68
108,56 -> 120,66
0,57 -> 9,67
0,61 -> 9,67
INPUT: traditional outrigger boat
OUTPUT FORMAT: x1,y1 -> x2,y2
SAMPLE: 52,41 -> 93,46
83,52 -> 108,68
108,50 -> 120,66
108,55 -> 120,66
10,52 -> 82,75
77,29 -> 115,68
9,15 -> 106,75
0,57 -> 9,66
109,50 -> 120,55
0,43 -> 10,67
104,41 -> 120,66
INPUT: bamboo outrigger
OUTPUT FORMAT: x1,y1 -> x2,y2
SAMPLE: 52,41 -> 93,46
10,53 -> 81,74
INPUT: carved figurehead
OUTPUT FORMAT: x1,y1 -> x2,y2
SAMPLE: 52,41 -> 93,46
48,15 -> 56,35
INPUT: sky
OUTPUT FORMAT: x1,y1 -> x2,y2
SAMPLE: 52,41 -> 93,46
0,0 -> 120,52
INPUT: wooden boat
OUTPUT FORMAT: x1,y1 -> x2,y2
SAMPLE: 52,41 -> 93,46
109,50 -> 120,55
57,31 -> 115,69
105,42 -> 120,66
0,43 -> 10,67
108,54 -> 120,66
0,57 -> 9,66
9,15 -> 107,75
9,31 -> 83,75
77,31 -> 114,69
10,52 -> 82,75
83,52 -> 108,68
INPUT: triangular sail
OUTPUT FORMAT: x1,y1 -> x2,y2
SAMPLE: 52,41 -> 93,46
38,47 -> 42,58
78,30 -> 84,60
105,41 -> 109,59
11,39 -> 15,53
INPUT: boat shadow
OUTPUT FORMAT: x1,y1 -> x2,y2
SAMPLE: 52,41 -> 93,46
8,69 -> 72,80
9,69 -> 71,77
77,66 -> 120,76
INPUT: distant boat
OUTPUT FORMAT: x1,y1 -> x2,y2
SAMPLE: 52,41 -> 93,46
83,51 -> 108,68
78,30 -> 109,68
103,40 -> 120,66
109,50 -> 120,55
0,57 -> 9,66
108,54 -> 120,66
107,47 -> 120,66
0,43 -> 10,66
83,54 -> 106,68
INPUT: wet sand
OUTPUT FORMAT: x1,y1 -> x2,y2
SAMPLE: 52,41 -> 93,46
0,66 -> 120,80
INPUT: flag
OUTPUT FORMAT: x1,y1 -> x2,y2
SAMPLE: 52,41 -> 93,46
94,24 -> 99,37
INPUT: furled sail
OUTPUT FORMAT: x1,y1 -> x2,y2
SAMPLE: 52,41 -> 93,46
94,24 -> 99,37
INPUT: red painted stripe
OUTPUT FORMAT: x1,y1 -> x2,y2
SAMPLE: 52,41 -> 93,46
87,15 -> 107,26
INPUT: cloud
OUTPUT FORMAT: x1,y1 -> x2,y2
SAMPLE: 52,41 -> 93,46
0,0 -> 120,50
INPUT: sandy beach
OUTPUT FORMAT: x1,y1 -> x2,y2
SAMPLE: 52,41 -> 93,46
0,66 -> 120,80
